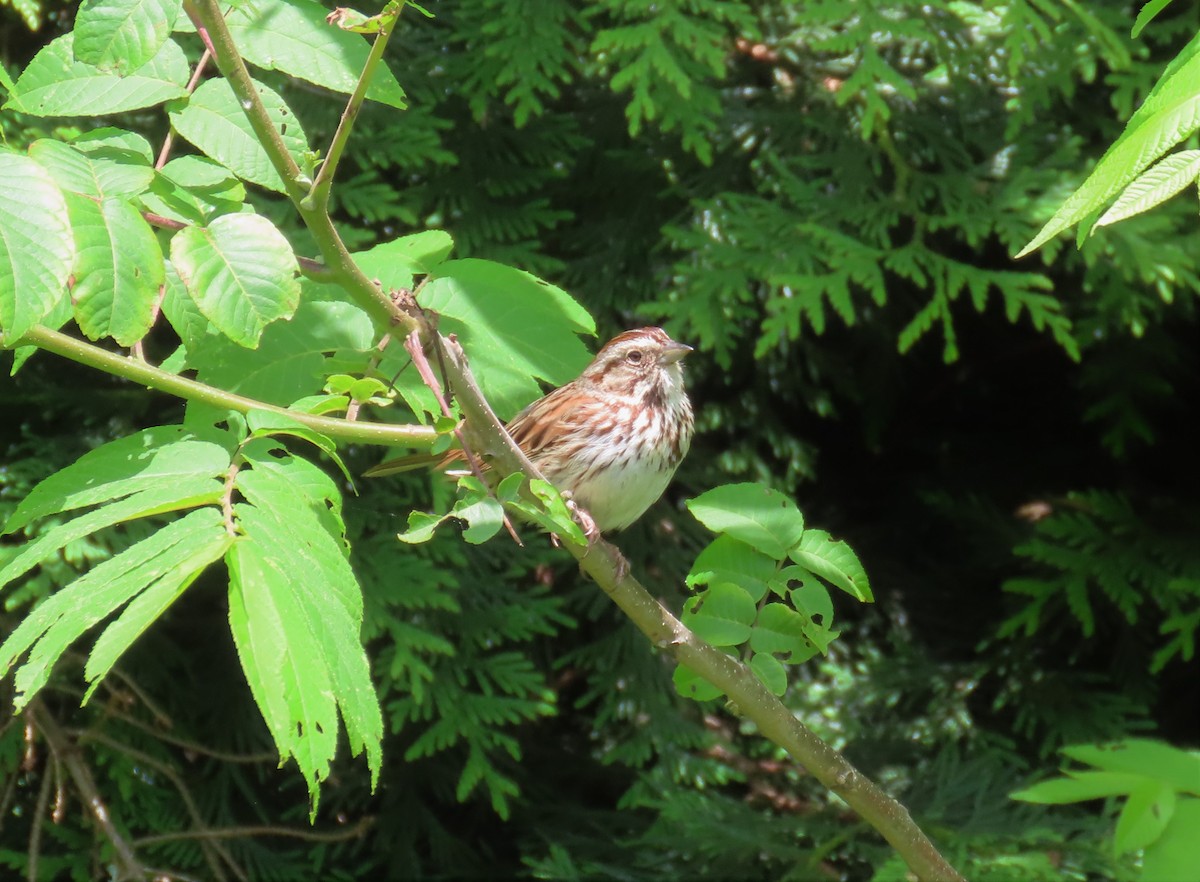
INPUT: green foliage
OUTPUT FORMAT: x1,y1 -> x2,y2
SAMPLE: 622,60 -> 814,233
1013,739 -> 1200,880
998,490 -> 1200,672
677,482 -> 869,699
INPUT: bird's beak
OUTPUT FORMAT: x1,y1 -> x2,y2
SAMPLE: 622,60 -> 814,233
658,341 -> 693,365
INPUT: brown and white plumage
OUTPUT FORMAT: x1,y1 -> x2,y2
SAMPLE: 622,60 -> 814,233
367,327 -> 695,533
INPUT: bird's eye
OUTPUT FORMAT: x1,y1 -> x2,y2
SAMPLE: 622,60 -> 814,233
626,350 -> 644,364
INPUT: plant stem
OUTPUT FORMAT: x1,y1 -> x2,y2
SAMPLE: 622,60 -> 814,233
19,326 -> 436,448
304,2 -> 405,212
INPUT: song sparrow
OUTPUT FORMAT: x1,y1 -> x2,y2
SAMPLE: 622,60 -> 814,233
368,327 -> 695,534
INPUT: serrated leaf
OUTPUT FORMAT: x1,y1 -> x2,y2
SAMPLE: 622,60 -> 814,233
0,152 -> 73,341
0,508 -> 225,707
4,33 -> 188,116
1132,0 -> 1177,39
681,582 -> 755,646
169,76 -> 310,193
687,483 -> 805,560
72,127 -> 155,164
3,424 -> 231,535
688,534 -> 778,602
74,0 -> 182,74
29,138 -> 154,199
421,259 -> 595,419
1115,780 -> 1175,855
228,479 -> 381,814
246,410 -> 352,485
83,517 -> 232,700
170,213 -> 300,347
789,529 -> 872,602
673,663 -> 724,701
226,0 -> 407,110
1062,740 -> 1200,791
0,480 -> 224,591
1011,770 -> 1150,804
66,194 -> 164,346
1096,150 -> 1200,227
509,478 -> 588,545
750,603 -> 819,663
749,652 -> 788,696
237,439 -> 349,553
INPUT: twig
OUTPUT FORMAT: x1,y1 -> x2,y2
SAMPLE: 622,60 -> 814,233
304,3 -> 404,211
75,729 -> 240,882
404,331 -> 522,545
94,703 -> 276,765
133,816 -> 373,848
221,459 -> 240,536
14,325 -> 437,449
157,48 -> 212,169
27,750 -> 53,882
27,699 -> 147,880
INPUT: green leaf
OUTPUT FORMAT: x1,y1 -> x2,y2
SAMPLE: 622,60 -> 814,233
1017,44 -> 1200,255
421,259 -> 595,419
170,213 -> 300,347
0,151 -> 73,342
4,34 -> 188,116
1114,779 -> 1175,856
228,463 -> 382,814
1062,740 -> 1200,791
141,155 -> 247,225
687,483 -> 805,560
750,603 -> 819,664
0,508 -> 225,708
0,480 -> 225,591
29,138 -> 154,199
1011,770 -> 1151,804
1132,0 -> 1176,39
72,127 -> 155,164
688,534 -> 779,603
83,518 -> 232,701
169,76 -> 310,193
237,439 -> 349,551
246,410 -> 353,485
74,0 -> 182,74
1143,798 -> 1200,882
226,0 -> 407,110
681,582 -> 755,646
186,294 -> 374,404
672,663 -> 723,701
66,195 -> 164,346
396,510 -> 446,544
3,424 -> 231,534
507,479 -> 588,545
788,529 -> 872,602
1096,150 -> 1200,227
749,652 -> 788,696
454,495 -> 506,544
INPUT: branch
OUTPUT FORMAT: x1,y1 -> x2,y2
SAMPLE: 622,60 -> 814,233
433,338 -> 966,882
14,326 -> 436,449
26,699 -> 147,880
304,2 -> 405,212
133,816 -> 373,848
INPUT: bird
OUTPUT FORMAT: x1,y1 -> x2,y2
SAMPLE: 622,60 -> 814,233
366,327 -> 694,534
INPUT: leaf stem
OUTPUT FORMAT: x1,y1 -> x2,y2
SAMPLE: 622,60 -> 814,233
16,326 -> 436,448
304,2 -> 405,212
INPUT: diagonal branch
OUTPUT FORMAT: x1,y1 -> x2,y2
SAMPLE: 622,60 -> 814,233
26,700 -> 147,880
433,337 -> 967,882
